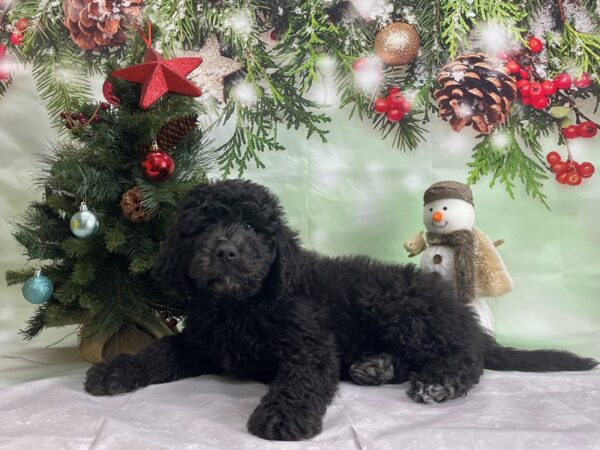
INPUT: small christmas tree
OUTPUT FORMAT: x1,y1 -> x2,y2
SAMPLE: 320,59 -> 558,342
5,57 -> 214,362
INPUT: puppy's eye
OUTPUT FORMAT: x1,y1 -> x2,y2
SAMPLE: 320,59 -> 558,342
443,207 -> 448,211
243,222 -> 255,232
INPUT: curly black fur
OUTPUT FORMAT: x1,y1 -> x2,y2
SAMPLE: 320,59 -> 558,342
85,179 -> 598,441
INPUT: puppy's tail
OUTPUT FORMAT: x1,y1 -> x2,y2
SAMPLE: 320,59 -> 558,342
484,341 -> 598,372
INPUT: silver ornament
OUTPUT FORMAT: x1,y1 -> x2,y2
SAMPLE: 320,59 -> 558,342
70,202 -> 99,238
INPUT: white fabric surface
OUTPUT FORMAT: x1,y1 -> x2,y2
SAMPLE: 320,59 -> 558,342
1,366 -> 599,449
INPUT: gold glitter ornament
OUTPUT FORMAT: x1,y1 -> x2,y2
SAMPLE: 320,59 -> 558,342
374,22 -> 420,66
183,35 -> 243,103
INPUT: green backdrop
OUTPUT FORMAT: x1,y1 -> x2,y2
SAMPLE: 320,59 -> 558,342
1,71 -> 599,360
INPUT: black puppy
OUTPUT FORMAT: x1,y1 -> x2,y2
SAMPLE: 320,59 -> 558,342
85,179 -> 598,441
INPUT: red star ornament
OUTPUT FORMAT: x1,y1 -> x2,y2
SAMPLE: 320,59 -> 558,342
112,48 -> 203,109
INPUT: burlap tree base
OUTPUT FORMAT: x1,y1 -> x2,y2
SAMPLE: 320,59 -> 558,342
79,319 -> 173,364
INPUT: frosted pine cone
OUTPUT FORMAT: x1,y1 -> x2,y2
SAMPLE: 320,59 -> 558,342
63,0 -> 144,51
434,53 -> 517,135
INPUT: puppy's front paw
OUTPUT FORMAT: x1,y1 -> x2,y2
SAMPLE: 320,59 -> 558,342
247,401 -> 322,441
84,355 -> 142,396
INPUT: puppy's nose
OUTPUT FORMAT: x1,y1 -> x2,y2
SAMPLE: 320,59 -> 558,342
215,243 -> 238,260
432,211 -> 443,222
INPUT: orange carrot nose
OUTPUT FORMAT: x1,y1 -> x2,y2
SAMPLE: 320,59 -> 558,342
432,211 -> 443,222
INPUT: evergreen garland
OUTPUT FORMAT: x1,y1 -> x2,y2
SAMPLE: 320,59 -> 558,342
0,0 -> 599,202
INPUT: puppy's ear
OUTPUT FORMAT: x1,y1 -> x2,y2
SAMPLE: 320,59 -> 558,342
270,223 -> 302,292
153,185 -> 211,294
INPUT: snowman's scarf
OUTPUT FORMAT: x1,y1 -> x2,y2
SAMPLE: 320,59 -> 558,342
426,230 -> 475,304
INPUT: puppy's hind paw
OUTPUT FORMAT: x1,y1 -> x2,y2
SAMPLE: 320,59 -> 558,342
349,354 -> 395,386
407,380 -> 458,404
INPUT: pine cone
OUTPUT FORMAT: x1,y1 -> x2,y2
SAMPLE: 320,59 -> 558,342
120,186 -> 150,223
63,0 -> 144,51
434,53 -> 517,135
156,115 -> 198,150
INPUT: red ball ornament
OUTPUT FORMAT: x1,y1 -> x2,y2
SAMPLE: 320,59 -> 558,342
546,151 -> 561,164
141,148 -> 175,182
386,109 -> 405,122
541,80 -> 557,96
566,172 -> 582,186
532,95 -> 549,110
574,73 -> 592,89
577,121 -> 598,138
578,162 -> 595,178
373,98 -> 390,113
527,37 -> 544,53
102,79 -> 121,106
553,73 -> 572,90
562,125 -> 579,139
505,60 -> 521,74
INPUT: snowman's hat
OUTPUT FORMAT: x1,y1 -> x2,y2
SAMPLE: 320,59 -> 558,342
424,181 -> 474,206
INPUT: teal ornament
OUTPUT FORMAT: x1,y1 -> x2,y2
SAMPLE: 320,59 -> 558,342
22,268 -> 54,304
70,202 -> 99,238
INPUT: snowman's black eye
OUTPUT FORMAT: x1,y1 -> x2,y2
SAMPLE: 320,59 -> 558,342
429,208 -> 433,212
443,207 -> 448,210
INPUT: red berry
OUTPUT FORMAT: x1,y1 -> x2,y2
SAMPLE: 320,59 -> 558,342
387,86 -> 400,95
59,112 -> 67,119
566,172 -> 582,186
577,121 -> 598,138
519,69 -> 530,79
573,72 -> 592,89
518,81 -> 532,97
527,37 -> 544,53
506,60 -> 521,74
99,102 -> 110,111
532,95 -> 549,110
386,108 -> 405,122
167,318 -> 178,328
521,96 -> 532,105
92,115 -> 101,123
556,172 -> 569,184
541,80 -> 557,96
529,82 -> 543,98
373,98 -> 390,114
387,92 -> 405,109
9,32 -> 23,46
15,18 -> 28,32
517,79 -> 529,89
578,162 -> 595,178
269,29 -> 278,41
546,151 -> 562,164
352,58 -> 366,71
551,161 -> 569,174
553,73 -> 572,90
497,51 -> 509,60
400,98 -> 411,113
562,125 -> 579,139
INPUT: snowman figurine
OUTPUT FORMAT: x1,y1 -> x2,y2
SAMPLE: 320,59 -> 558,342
404,181 -> 514,335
